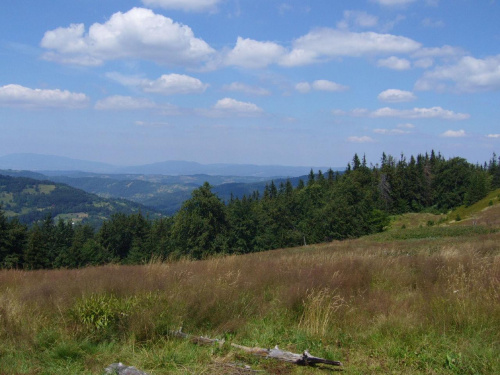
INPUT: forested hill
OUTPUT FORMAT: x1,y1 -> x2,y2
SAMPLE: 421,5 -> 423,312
0,174 -> 158,226
0,170 -> 303,215
1,151 -> 499,270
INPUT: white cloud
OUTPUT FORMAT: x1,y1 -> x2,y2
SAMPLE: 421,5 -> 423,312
412,45 -> 465,59
371,106 -> 469,120
142,74 -> 208,95
141,0 -> 221,12
377,56 -> 411,70
371,0 -> 417,6
214,98 -> 262,112
348,136 -> 375,143
225,37 -> 287,69
222,29 -> 421,69
441,129 -> 466,138
487,134 -> 500,138
106,72 -> 208,95
41,8 -> 214,67
199,97 -> 263,117
282,29 -> 421,66
297,80 -> 349,93
414,58 -> 434,69
415,55 -> 500,93
0,84 -> 89,109
95,95 -> 158,110
295,82 -> 311,93
344,106 -> 469,120
373,128 -> 410,135
337,10 -> 378,30
312,80 -> 349,92
378,89 -> 416,102
222,82 -> 271,96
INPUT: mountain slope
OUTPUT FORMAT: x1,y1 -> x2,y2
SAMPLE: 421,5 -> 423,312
0,174 -> 158,226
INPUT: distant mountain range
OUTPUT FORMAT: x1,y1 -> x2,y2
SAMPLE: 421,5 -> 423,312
0,153 -> 338,178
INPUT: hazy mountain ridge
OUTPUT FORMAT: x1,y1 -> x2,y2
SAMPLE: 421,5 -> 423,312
0,153 -> 336,178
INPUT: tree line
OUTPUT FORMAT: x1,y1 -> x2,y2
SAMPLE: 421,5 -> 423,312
1,151 -> 499,269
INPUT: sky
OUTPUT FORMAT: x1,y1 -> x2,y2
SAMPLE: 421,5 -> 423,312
1,0 -> 499,168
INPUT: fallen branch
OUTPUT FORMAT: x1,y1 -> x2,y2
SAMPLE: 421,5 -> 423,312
231,343 -> 343,367
171,329 -> 343,368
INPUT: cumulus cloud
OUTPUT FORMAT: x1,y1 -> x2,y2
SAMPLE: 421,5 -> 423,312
95,95 -> 158,110
107,72 -> 208,95
214,98 -> 263,113
221,28 -> 421,69
198,97 -> 263,117
222,82 -> 271,96
337,10 -> 378,30
415,55 -> 500,92
487,134 -> 500,138
224,37 -> 287,69
281,28 -> 421,66
141,0 -> 221,12
142,74 -> 208,95
296,80 -> 349,93
0,84 -> 89,109
378,89 -> 416,102
348,136 -> 375,143
377,56 -> 411,70
295,82 -> 312,93
41,8 -> 214,67
441,129 -> 466,138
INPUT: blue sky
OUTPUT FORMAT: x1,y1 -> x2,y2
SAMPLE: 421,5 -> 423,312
1,0 -> 499,168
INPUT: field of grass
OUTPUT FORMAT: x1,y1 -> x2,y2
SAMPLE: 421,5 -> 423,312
1,202 -> 499,374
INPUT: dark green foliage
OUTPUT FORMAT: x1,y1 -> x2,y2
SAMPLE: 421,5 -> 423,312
171,182 -> 229,258
0,151 -> 496,269
0,206 -> 27,268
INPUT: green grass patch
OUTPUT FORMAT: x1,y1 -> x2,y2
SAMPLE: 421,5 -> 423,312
370,224 -> 496,241
448,188 -> 500,222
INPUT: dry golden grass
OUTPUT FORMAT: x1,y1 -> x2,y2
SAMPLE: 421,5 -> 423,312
0,226 -> 499,373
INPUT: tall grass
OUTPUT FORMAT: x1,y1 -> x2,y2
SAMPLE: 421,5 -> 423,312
1,228 -> 499,373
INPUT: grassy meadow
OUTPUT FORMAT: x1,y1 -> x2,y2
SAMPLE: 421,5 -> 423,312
1,202 -> 499,374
